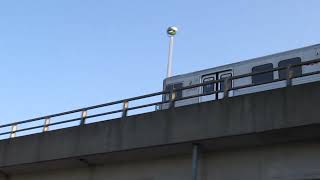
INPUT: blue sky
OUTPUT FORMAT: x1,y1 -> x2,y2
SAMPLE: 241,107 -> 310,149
0,0 -> 319,124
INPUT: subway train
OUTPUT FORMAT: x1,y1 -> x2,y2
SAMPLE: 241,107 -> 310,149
160,44 -> 320,109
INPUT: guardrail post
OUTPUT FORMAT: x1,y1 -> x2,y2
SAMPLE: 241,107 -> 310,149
10,124 -> 17,138
43,117 -> 50,132
169,90 -> 176,108
286,65 -> 293,86
223,77 -> 230,98
122,101 -> 129,117
80,110 -> 87,125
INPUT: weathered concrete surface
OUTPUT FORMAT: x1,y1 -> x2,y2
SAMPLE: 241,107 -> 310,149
2,141 -> 320,180
0,81 -> 319,177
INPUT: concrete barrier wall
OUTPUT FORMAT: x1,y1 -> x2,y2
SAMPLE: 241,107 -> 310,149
0,81 -> 319,177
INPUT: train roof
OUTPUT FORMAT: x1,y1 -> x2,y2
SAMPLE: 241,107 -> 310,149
165,43 -> 320,81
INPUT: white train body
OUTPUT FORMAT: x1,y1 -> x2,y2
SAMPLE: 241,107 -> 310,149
161,44 -> 320,109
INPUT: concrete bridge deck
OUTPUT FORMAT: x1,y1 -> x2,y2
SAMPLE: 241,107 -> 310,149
0,81 -> 320,180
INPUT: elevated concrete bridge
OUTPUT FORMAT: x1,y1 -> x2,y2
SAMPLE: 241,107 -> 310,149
0,82 -> 320,180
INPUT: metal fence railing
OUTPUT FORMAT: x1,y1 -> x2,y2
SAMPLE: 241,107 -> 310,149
1,58 -> 320,139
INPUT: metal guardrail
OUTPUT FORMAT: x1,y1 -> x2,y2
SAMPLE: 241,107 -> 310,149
1,59 -> 320,139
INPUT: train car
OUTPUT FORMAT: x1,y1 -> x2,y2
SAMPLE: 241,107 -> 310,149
160,44 -> 320,109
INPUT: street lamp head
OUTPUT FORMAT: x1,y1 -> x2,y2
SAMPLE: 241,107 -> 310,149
167,26 -> 178,36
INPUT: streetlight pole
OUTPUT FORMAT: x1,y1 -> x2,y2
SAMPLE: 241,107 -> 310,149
166,26 -> 178,78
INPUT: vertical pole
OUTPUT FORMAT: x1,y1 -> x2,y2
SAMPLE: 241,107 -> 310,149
80,110 -> 87,125
166,36 -> 174,78
10,124 -> 17,138
122,101 -> 129,117
223,77 -> 230,98
286,65 -> 293,86
169,90 -> 176,108
192,144 -> 199,180
43,117 -> 50,132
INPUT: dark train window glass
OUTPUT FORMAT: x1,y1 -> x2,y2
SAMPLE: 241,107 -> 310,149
219,73 -> 232,91
252,63 -> 274,84
164,84 -> 173,101
165,83 -> 183,100
203,77 -> 215,94
278,57 -> 302,79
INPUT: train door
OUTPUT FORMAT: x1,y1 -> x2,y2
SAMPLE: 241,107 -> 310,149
217,71 -> 233,99
200,74 -> 216,102
200,70 -> 233,102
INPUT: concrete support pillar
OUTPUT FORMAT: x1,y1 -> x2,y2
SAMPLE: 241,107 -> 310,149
192,144 -> 199,180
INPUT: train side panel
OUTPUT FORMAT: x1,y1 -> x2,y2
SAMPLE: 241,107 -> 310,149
161,44 -> 320,109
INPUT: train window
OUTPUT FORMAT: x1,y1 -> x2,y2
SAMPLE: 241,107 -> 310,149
278,57 -> 302,79
165,83 -> 183,100
252,63 -> 274,84
203,77 -> 215,94
219,73 -> 232,91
